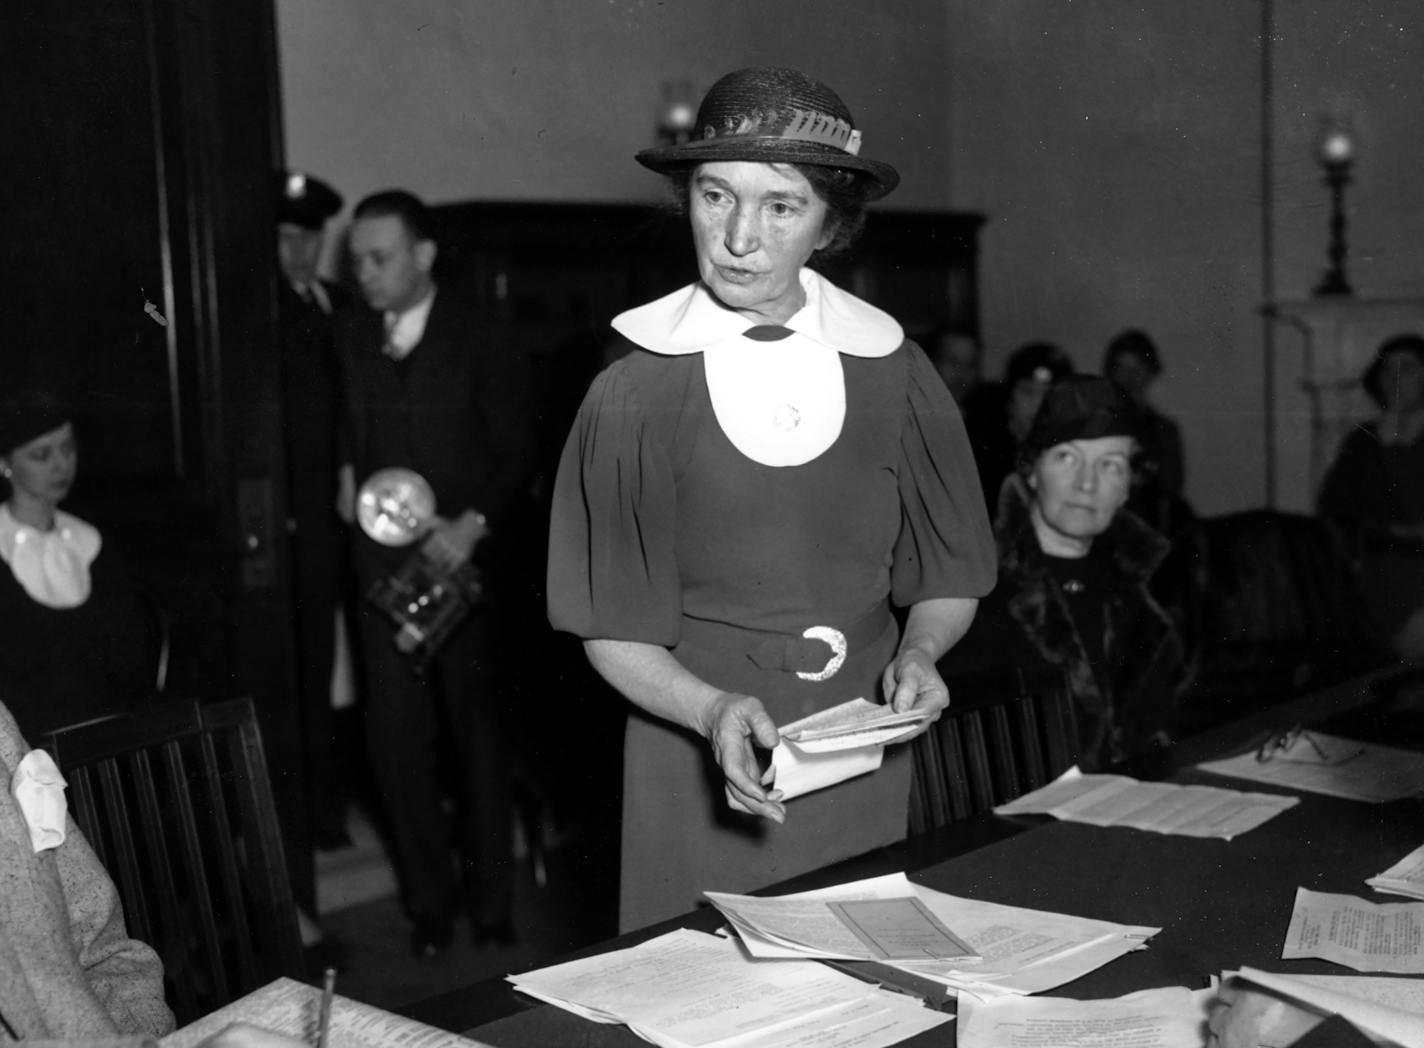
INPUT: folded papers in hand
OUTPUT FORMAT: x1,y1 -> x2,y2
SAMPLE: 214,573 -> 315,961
728,699 -> 930,813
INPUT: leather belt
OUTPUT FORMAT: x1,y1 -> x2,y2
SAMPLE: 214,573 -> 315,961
680,604 -> 893,683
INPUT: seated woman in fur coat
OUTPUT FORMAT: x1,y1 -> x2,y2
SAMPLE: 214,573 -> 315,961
940,375 -> 1187,770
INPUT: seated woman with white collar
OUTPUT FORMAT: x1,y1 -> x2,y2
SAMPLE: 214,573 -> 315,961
0,390 -> 155,735
940,375 -> 1187,770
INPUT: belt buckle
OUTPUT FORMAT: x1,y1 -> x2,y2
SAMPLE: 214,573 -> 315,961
797,625 -> 847,681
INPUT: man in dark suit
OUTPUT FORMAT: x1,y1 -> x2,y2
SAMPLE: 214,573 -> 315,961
336,189 -> 535,957
275,171 -> 355,859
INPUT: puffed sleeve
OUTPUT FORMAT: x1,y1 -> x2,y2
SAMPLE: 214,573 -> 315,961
891,343 -> 997,605
546,359 -> 682,645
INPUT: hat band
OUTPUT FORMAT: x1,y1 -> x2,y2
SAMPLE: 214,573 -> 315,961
711,108 -> 862,157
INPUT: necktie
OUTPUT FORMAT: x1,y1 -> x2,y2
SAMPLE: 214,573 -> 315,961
382,312 -> 405,360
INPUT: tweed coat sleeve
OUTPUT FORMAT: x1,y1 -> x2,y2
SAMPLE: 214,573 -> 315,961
0,703 -> 173,1043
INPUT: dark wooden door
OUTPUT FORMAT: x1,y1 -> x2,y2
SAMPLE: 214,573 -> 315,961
3,0 -> 309,885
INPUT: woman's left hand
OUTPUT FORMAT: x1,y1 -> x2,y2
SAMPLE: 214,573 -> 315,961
884,597 -> 978,734
881,648 -> 950,733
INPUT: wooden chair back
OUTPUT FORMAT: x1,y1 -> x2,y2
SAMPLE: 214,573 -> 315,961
909,665 -> 1079,834
41,698 -> 305,1024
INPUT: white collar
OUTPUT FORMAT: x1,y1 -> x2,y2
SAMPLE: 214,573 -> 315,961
0,504 -> 101,608
383,288 -> 437,360
611,269 -> 903,357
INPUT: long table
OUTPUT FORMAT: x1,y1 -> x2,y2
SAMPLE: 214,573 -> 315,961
404,671 -> 1424,1046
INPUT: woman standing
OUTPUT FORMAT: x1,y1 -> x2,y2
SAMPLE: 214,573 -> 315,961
1319,333 -> 1424,659
547,67 -> 995,930
0,391 -> 154,734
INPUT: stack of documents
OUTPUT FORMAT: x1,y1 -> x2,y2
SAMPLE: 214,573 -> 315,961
1219,967 -> 1424,1048
705,889 -> 979,962
1284,888 -> 1424,974
1369,842 -> 1424,899
993,767 -> 1298,839
506,927 -> 951,1048
1197,731 -> 1424,803
957,986 -> 1212,1048
161,978 -> 490,1048
710,872 -> 1159,999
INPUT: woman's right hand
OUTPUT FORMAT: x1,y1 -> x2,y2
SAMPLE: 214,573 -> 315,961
699,693 -> 785,823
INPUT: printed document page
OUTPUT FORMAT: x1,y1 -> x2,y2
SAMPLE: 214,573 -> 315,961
956,986 -> 1213,1048
993,767 -> 1297,839
1227,967 -> 1424,1048
161,978 -> 491,1048
1369,842 -> 1424,900
507,927 -> 949,1048
721,872 -> 1158,998
1282,888 -> 1424,974
1198,733 -> 1424,803
705,890 -> 976,961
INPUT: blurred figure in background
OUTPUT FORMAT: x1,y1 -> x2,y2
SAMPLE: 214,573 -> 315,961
1319,333 -> 1424,660
0,390 -> 158,737
971,341 -> 1074,505
1102,328 -> 1192,537
274,170 -> 358,854
337,189 -> 536,957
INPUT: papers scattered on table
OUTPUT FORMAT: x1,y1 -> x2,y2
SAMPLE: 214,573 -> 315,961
1369,842 -> 1424,900
506,927 -> 950,1048
957,986 -> 1214,1048
1197,732 -> 1424,803
715,872 -> 1158,999
1223,967 -> 1424,1048
993,766 -> 1298,839
1283,887 -> 1424,974
161,977 -> 491,1048
704,889 -> 978,961
730,698 -> 930,812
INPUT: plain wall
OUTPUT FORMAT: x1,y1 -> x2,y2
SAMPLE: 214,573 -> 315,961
277,0 -> 952,208
277,0 -> 1424,515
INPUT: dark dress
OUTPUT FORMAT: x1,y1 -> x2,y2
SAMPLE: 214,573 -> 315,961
939,476 -> 1185,770
0,535 -> 153,737
548,322 -> 994,930
276,278 -> 350,848
1318,423 -> 1424,636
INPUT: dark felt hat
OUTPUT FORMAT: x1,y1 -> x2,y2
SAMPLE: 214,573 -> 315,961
1103,329 -> 1163,376
1004,341 -> 1074,388
1020,375 -> 1141,464
0,389 -> 72,456
1361,332 -> 1424,406
276,170 -> 343,229
635,67 -> 900,201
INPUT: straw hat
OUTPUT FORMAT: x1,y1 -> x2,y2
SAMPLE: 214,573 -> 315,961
635,67 -> 899,201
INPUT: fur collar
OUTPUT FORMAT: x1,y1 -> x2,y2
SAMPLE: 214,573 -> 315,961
994,474 -> 1174,759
